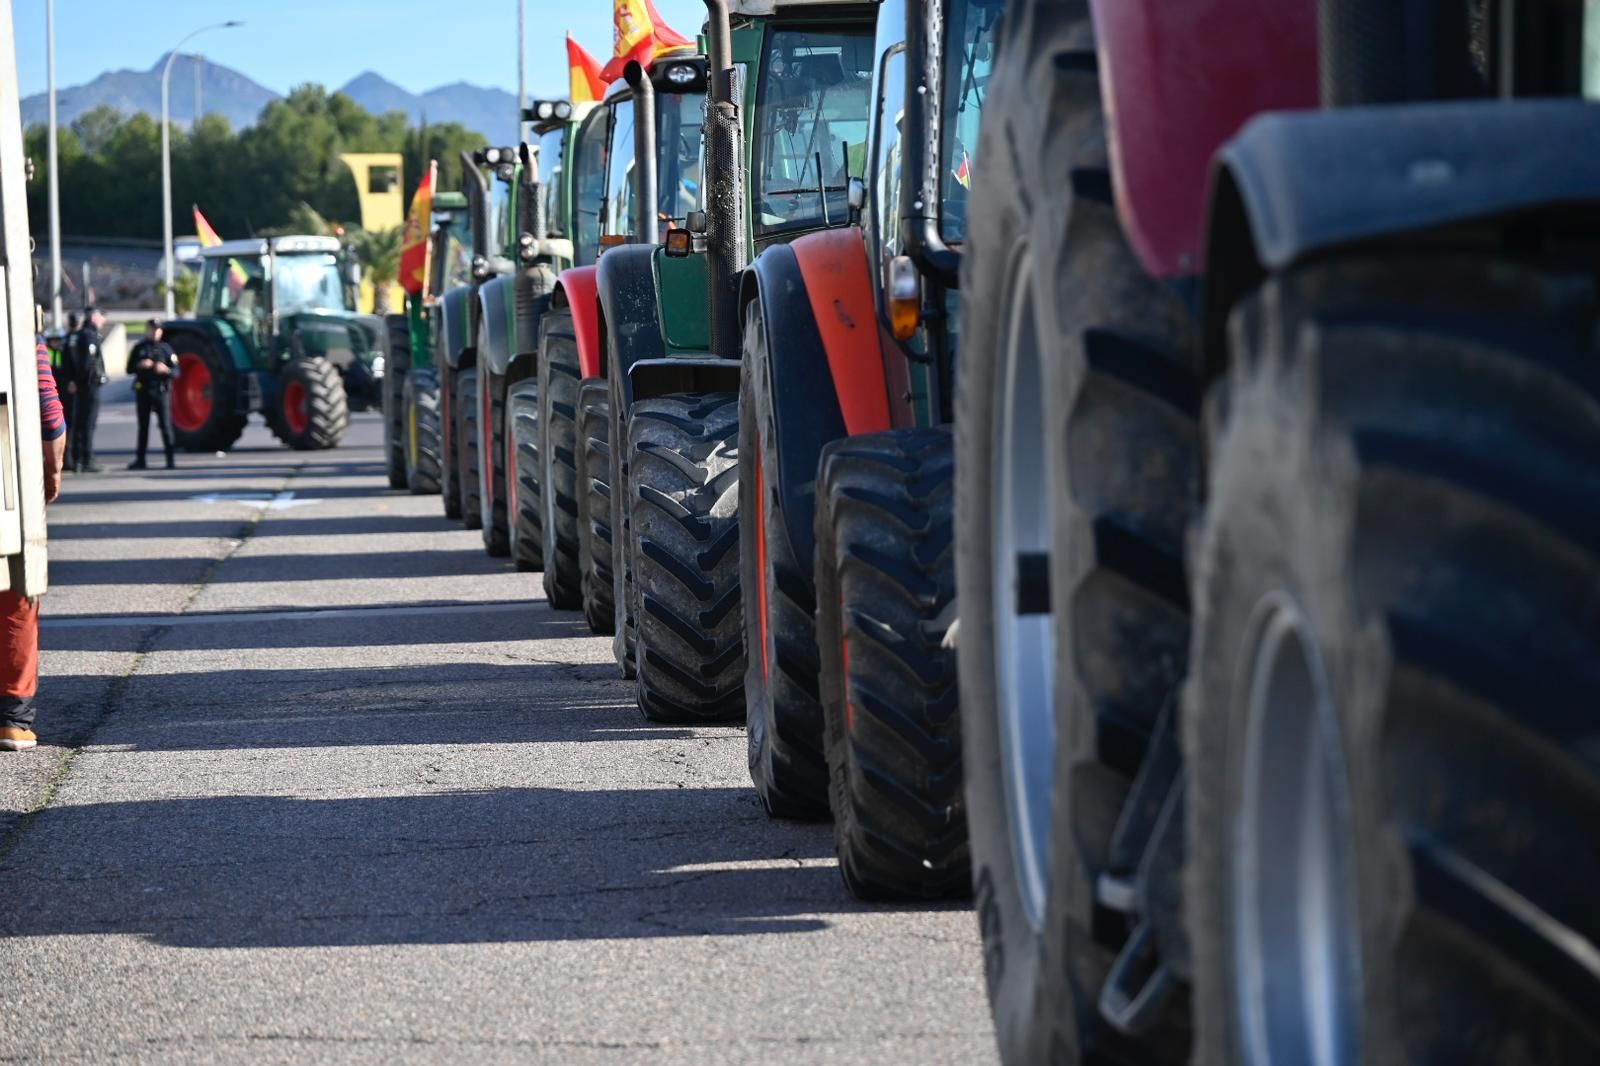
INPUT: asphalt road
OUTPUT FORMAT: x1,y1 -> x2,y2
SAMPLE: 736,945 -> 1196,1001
0,386 -> 997,1064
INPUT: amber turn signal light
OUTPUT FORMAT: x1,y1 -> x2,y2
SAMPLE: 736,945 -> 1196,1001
886,255 -> 921,341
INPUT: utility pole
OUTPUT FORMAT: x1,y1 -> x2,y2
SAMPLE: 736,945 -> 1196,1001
195,54 -> 203,122
162,22 -> 241,318
517,0 -> 526,139
46,0 -> 62,332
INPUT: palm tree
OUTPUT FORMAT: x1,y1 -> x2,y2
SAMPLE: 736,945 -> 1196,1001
354,224 -> 404,314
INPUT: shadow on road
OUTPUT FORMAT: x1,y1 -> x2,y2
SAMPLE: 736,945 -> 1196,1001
51,548 -> 511,586
0,785 -> 865,948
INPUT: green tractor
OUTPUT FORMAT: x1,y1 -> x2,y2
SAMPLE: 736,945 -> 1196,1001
587,0 -> 877,723
384,188 -> 470,494
169,236 -> 383,452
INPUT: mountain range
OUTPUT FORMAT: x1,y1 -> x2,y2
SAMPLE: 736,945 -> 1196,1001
20,55 -> 518,141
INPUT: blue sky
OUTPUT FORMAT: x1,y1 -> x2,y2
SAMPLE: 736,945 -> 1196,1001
15,0 -> 708,100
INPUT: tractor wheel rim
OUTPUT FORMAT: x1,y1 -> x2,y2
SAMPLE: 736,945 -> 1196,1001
993,244 -> 1055,930
1233,594 -> 1362,1066
283,379 -> 309,436
172,353 -> 213,433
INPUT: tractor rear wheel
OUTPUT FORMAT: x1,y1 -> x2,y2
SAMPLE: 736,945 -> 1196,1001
507,374 -> 543,571
403,366 -> 442,495
169,332 -> 247,454
627,392 -> 744,722
480,372 -> 510,556
815,428 -> 967,900
382,314 -> 409,489
538,311 -> 583,609
577,378 -> 616,634
1186,255 -> 1600,1066
456,367 -> 482,530
740,302 -> 829,819
270,356 -> 349,451
956,4 -> 1195,1062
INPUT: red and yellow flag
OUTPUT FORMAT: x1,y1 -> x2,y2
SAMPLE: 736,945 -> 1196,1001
193,205 -> 223,247
599,0 -> 691,83
567,35 -> 606,104
193,205 -> 248,295
399,161 -> 435,295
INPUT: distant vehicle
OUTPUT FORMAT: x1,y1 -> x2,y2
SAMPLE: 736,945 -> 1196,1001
164,235 -> 385,452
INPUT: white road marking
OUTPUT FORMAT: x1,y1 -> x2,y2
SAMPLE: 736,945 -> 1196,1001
189,491 -> 320,510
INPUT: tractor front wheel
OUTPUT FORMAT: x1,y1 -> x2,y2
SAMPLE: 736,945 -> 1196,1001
270,357 -> 349,451
815,428 -> 967,901
627,392 -> 744,722
403,366 -> 442,495
577,378 -> 615,634
538,312 -> 584,609
169,333 -> 247,454
507,374 -> 544,571
456,367 -> 482,530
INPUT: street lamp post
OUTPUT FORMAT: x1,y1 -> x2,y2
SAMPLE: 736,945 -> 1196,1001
161,20 -> 241,318
46,0 -> 60,332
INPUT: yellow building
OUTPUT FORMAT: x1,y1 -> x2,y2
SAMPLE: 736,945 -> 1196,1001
340,152 -> 406,313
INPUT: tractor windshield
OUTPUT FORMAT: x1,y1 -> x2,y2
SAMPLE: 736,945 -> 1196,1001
273,253 -> 349,313
535,124 -> 568,237
659,90 -> 704,225
197,253 -> 267,333
940,0 -> 1000,243
752,26 -> 875,236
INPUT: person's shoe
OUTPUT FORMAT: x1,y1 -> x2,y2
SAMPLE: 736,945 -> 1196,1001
127,458 -> 147,470
165,455 -> 176,470
0,726 -> 37,751
81,462 -> 103,473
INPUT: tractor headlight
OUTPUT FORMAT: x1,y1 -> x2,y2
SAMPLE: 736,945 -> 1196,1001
484,146 -> 503,165
554,101 -> 572,120
536,101 -> 554,120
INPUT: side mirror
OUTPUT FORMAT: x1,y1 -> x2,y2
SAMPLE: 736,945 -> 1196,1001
846,177 -> 866,225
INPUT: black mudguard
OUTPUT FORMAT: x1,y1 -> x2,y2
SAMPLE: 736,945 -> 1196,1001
1205,98 -> 1600,379
596,244 -> 667,412
744,244 -> 848,577
477,275 -> 515,378
508,264 -> 559,381
437,286 -> 475,371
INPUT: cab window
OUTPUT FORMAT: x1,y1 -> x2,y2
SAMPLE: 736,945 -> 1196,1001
869,47 -> 906,267
752,26 -> 875,236
536,125 -> 568,236
658,91 -> 704,224
490,172 -> 515,255
604,98 -> 636,241
572,105 -> 610,265
940,0 -> 999,243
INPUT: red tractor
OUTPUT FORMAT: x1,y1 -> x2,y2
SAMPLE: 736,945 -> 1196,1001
958,0 -> 1600,1063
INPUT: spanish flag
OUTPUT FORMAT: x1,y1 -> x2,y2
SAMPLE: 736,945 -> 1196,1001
193,205 -> 248,295
399,161 -> 435,295
599,0 -> 691,84
567,35 -> 605,104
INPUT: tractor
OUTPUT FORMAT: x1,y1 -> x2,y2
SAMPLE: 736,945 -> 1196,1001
735,0 -> 992,896
529,52 -> 708,622
584,0 -> 877,725
958,0 -> 1600,1063
384,186 -> 469,494
168,236 -> 382,452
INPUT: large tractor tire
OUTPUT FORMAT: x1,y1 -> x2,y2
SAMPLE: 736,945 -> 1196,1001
382,314 -> 409,489
815,428 -> 967,901
269,356 -> 350,451
577,378 -> 616,634
480,372 -> 510,556
1185,256 -> 1600,1066
455,367 -> 483,531
507,374 -> 544,571
608,376 -> 638,679
626,392 -> 744,722
168,331 -> 247,454
740,303 -> 829,819
403,366 -> 443,495
537,311 -> 584,609
956,4 -> 1195,1062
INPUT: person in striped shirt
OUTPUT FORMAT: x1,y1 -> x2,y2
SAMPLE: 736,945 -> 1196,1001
0,337 -> 67,751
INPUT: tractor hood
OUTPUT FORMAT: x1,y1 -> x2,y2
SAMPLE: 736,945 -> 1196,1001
280,311 -> 382,371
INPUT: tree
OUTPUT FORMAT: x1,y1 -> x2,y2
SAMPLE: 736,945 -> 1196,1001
353,224 -> 404,314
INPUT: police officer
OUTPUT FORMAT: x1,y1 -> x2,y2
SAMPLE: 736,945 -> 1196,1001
63,306 -> 107,472
126,318 -> 178,470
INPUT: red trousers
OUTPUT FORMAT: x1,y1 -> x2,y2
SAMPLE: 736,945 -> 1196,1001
0,588 -> 39,727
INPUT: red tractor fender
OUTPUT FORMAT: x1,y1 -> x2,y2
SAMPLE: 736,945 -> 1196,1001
1089,0 -> 1318,278
787,226 -> 892,437
554,265 -> 603,379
